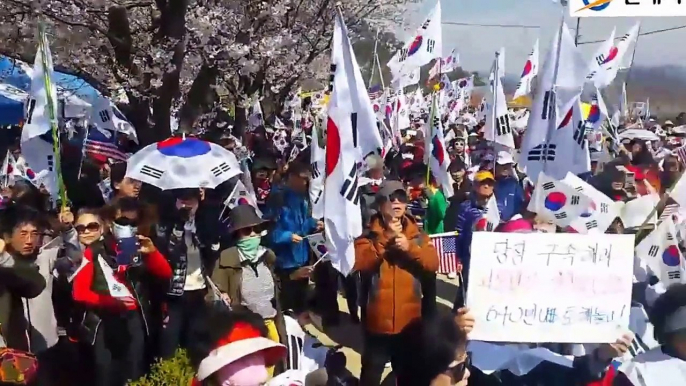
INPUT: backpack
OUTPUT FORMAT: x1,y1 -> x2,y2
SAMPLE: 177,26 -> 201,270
0,347 -> 38,385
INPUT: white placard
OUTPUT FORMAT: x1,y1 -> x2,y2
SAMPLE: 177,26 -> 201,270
466,232 -> 635,343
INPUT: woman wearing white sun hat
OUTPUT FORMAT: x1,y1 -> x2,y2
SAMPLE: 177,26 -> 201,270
191,309 -> 287,386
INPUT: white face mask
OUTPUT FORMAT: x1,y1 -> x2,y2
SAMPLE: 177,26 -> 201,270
112,223 -> 138,240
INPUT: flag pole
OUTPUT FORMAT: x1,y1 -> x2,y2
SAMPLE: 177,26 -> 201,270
368,30 -> 379,88
543,7 -> 566,175
38,23 -> 67,210
491,50 -> 500,171
625,23 -> 642,104
426,86 -> 440,186
375,41 -> 386,91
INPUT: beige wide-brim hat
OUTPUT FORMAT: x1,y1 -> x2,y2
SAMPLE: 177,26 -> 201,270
196,337 -> 287,381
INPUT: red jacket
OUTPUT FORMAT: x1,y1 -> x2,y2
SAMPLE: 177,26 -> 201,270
73,243 -> 172,311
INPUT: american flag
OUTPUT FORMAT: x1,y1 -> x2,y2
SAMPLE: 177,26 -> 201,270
84,128 -> 128,162
431,233 -> 460,274
675,144 -> 686,167
368,84 -> 382,100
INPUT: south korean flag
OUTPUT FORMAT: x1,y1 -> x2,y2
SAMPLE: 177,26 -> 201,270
222,179 -> 262,217
564,172 -> 620,234
636,217 -> 686,287
475,195 -> 501,232
527,172 -> 592,227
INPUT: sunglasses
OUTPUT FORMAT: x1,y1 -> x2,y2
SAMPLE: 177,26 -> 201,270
236,226 -> 257,237
75,222 -> 101,234
383,190 -> 409,204
447,352 -> 471,382
114,217 -> 139,226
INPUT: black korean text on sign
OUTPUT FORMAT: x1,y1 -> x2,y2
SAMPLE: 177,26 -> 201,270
493,238 -> 526,265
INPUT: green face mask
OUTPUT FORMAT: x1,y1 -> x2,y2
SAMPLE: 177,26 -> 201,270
236,235 -> 262,263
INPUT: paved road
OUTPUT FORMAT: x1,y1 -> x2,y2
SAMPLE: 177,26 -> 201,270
306,274 -> 460,382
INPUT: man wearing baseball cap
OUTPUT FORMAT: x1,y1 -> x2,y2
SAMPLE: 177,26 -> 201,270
354,180 -> 438,385
447,169 -> 496,303
494,150 -> 525,222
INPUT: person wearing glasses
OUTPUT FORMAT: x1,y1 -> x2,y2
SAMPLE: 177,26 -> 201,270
354,179 -> 439,385
72,200 -> 172,386
211,204 -> 288,377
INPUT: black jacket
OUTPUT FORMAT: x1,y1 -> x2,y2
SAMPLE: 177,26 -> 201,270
443,179 -> 472,231
0,256 -> 46,350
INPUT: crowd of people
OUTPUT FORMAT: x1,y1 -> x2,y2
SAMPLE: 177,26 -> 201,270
1,102 -> 686,386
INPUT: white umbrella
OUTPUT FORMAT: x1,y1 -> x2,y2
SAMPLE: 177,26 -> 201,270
125,137 -> 241,190
618,128 -> 659,142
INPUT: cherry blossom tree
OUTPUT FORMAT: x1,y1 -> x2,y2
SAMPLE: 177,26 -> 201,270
0,0 -> 412,144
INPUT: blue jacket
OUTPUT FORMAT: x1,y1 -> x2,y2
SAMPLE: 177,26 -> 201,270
264,185 -> 318,270
452,198 -> 486,264
494,176 -> 525,222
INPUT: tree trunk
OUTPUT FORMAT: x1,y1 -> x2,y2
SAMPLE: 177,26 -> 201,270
177,64 -> 219,133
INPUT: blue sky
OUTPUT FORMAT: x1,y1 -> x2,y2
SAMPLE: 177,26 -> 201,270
403,0 -> 686,73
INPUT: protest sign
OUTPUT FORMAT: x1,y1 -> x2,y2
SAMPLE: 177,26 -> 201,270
466,232 -> 635,343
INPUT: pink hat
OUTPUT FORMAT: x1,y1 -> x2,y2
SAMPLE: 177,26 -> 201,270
498,217 -> 533,233
196,321 -> 286,381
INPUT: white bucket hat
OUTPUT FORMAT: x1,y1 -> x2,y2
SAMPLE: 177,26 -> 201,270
196,322 -> 287,381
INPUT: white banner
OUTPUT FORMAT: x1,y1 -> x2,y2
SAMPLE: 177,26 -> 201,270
466,232 -> 634,343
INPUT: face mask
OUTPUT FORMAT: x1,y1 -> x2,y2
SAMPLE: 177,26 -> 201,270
236,236 -> 262,263
112,223 -> 138,240
256,179 -> 271,201
214,353 -> 268,386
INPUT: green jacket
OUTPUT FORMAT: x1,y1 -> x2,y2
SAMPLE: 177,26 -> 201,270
424,188 -> 448,235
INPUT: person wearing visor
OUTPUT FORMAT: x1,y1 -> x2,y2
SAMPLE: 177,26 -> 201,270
354,180 -> 439,385
450,170 -> 495,303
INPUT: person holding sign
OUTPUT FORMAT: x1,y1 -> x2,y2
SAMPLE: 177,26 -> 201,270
354,180 -> 439,386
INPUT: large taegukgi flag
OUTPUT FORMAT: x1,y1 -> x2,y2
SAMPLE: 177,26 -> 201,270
323,9 -> 365,276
